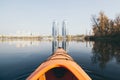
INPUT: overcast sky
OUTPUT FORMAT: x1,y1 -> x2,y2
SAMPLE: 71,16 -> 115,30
0,0 -> 120,35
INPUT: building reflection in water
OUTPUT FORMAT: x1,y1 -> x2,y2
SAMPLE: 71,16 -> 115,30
52,39 -> 69,53
52,39 -> 59,53
86,41 -> 94,48
62,40 -> 67,51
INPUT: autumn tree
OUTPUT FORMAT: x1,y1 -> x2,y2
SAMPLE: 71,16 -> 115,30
114,15 -> 120,33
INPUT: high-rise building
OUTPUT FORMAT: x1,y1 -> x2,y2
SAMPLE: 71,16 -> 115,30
51,20 -> 69,51
62,21 -> 67,39
52,21 -> 58,39
52,20 -> 68,39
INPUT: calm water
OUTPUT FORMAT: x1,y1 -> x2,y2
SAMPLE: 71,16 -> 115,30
0,40 -> 120,80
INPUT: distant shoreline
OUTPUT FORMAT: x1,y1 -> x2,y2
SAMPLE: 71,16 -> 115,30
0,35 -> 85,41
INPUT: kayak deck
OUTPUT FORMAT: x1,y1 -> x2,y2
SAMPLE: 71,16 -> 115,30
26,47 -> 92,80
45,67 -> 78,80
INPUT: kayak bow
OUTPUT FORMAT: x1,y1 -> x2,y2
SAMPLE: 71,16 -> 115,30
26,47 -> 91,80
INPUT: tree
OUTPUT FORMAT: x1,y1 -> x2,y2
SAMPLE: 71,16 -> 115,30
114,15 -> 120,33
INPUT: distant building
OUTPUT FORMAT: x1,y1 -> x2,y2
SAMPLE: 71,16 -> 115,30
62,21 -> 67,39
52,20 -> 68,39
51,20 -> 69,51
52,21 -> 58,39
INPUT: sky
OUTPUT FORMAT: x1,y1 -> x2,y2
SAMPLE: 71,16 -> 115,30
0,0 -> 120,35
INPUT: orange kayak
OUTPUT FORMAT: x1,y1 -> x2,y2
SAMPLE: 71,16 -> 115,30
26,47 -> 92,80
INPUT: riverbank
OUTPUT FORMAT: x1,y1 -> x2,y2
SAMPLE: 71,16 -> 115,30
0,35 -> 85,41
85,34 -> 120,42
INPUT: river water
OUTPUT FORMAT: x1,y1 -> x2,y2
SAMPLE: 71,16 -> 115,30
0,40 -> 120,80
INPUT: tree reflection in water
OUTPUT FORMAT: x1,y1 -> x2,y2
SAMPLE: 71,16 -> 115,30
91,41 -> 120,68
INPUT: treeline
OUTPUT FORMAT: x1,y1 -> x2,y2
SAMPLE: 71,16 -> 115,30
92,12 -> 120,39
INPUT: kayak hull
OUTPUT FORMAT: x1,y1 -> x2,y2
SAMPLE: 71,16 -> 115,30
26,48 -> 91,80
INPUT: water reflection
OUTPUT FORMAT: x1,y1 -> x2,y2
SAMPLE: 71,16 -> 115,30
0,40 -> 120,80
0,40 -> 41,48
52,39 -> 69,53
62,40 -> 68,51
86,41 -> 94,48
0,39 -> 69,50
91,41 -> 120,68
52,40 -> 59,53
